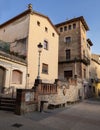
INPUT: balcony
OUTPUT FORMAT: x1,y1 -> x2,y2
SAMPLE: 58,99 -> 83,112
82,55 -> 90,65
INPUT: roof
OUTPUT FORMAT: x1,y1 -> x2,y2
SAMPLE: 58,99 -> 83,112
0,9 -> 31,28
92,54 -> 100,65
0,6 -> 59,35
55,16 -> 89,31
0,50 -> 26,65
0,40 -> 26,65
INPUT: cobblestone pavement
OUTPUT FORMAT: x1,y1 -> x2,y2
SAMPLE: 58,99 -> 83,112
0,98 -> 100,130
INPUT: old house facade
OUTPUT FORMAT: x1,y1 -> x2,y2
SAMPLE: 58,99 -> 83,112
0,40 -> 27,94
55,16 -> 93,83
0,4 -> 59,90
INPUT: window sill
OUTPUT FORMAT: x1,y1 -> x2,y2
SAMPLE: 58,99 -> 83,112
42,72 -> 48,75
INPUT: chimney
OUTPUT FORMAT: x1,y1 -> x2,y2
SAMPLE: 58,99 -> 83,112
28,3 -> 32,10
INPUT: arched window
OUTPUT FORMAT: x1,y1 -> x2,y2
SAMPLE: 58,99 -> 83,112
12,70 -> 22,84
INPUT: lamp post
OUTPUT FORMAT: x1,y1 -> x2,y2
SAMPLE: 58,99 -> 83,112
37,43 -> 43,79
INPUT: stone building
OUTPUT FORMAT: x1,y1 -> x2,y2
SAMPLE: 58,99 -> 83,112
0,40 -> 26,94
55,16 -> 93,83
0,4 -> 59,90
90,54 -> 100,97
90,54 -> 100,79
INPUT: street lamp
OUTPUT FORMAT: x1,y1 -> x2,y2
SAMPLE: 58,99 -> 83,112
37,43 -> 43,79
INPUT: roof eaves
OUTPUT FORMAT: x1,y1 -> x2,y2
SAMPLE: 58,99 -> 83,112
0,9 -> 31,28
55,16 -> 89,31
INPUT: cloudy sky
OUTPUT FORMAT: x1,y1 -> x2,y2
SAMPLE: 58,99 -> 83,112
0,0 -> 100,54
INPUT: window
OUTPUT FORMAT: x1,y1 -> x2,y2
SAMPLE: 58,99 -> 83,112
52,33 -> 55,37
65,37 -> 71,43
64,26 -> 67,31
68,25 -> 71,30
44,40 -> 48,50
83,69 -> 86,78
60,27 -> 63,32
83,50 -> 85,57
66,49 -> 71,60
37,21 -> 40,26
42,63 -> 48,74
45,27 -> 48,32
64,70 -> 72,78
73,23 -> 76,29
12,70 -> 22,84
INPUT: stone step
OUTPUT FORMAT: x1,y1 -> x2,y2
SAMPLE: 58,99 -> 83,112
0,97 -> 16,112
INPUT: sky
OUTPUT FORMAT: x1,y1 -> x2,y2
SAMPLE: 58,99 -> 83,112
0,0 -> 100,54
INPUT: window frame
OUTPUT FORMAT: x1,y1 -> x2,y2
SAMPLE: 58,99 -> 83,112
60,27 -> 63,32
65,36 -> 71,43
45,27 -> 48,32
12,70 -> 22,84
37,21 -> 40,26
42,63 -> 48,74
68,25 -> 71,30
52,33 -> 55,37
43,40 -> 48,50
73,23 -> 76,29
64,26 -> 67,31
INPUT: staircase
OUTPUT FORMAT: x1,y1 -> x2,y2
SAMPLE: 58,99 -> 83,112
0,97 -> 16,112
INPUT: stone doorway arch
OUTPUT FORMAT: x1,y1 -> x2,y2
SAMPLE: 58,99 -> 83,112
0,66 -> 6,93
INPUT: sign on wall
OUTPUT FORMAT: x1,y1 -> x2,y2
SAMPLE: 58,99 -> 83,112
25,92 -> 34,102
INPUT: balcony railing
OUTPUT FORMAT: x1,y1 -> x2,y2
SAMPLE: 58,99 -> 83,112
38,83 -> 57,94
82,55 -> 90,65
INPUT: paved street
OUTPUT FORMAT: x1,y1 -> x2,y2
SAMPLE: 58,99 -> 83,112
0,98 -> 100,130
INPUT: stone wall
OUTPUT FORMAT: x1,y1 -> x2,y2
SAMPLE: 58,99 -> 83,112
15,89 -> 37,115
15,78 -> 84,114
37,78 -> 84,111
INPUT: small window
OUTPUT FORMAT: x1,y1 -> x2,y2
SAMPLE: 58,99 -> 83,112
64,26 -> 67,31
65,37 -> 71,43
12,70 -> 22,84
73,23 -> 76,29
52,33 -> 55,37
83,69 -> 86,78
37,21 -> 40,26
42,63 -> 48,74
66,49 -> 71,60
68,25 -> 71,30
60,27 -> 63,32
45,27 -> 48,32
44,40 -> 48,50
83,50 -> 85,57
